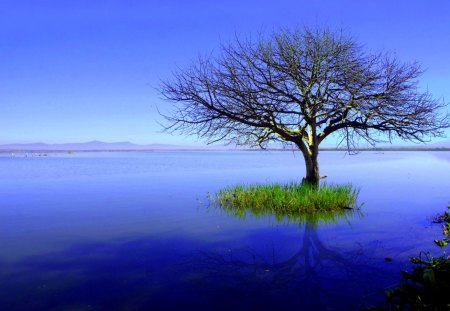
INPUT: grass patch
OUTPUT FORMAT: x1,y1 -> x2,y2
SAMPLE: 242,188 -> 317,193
212,182 -> 359,222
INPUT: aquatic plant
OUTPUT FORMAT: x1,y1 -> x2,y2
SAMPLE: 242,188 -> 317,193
378,253 -> 450,310
211,182 -> 359,223
369,206 -> 450,310
433,206 -> 450,247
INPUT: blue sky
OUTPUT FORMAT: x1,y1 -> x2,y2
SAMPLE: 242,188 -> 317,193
1,0 -> 449,145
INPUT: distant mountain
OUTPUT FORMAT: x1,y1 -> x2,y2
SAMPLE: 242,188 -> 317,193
0,141 -> 202,151
3,139 -> 449,152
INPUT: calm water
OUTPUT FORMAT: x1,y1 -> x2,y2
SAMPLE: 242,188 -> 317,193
1,151 -> 449,310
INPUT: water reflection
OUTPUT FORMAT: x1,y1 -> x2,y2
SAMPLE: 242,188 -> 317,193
0,218 -> 395,310
2,152 -> 450,310
184,208 -> 391,310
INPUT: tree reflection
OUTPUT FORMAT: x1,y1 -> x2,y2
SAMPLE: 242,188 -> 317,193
188,206 -> 390,310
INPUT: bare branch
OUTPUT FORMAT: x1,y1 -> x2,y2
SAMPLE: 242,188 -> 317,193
158,26 -> 450,185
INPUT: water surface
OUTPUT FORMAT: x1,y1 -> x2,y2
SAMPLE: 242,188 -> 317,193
0,151 -> 449,310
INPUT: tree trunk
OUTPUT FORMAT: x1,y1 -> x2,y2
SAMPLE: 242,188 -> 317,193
301,149 -> 320,187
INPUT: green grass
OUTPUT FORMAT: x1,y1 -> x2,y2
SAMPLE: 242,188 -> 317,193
212,181 -> 359,222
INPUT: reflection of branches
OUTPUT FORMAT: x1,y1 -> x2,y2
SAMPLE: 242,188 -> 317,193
184,222 -> 389,310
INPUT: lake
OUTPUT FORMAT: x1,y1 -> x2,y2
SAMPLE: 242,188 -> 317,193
0,151 -> 449,310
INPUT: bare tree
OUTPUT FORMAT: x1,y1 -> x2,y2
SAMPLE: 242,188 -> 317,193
159,27 -> 449,186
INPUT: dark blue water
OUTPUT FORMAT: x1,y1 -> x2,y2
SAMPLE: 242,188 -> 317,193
0,151 -> 449,310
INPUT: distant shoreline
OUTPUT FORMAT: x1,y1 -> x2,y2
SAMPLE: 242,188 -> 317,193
1,147 -> 450,153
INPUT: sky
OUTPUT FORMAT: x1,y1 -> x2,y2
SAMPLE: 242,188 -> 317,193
1,0 -> 450,145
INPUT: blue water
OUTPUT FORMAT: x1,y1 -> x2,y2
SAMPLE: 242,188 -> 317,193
0,151 -> 449,310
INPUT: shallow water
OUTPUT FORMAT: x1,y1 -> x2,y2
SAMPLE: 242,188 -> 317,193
0,151 -> 449,310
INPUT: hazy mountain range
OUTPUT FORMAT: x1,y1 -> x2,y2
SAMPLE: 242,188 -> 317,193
0,141 -> 204,151
0,140 -> 449,151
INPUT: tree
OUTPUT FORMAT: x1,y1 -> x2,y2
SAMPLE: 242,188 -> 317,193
159,27 -> 449,186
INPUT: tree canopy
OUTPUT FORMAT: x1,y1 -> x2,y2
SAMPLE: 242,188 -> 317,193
160,27 -> 449,185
